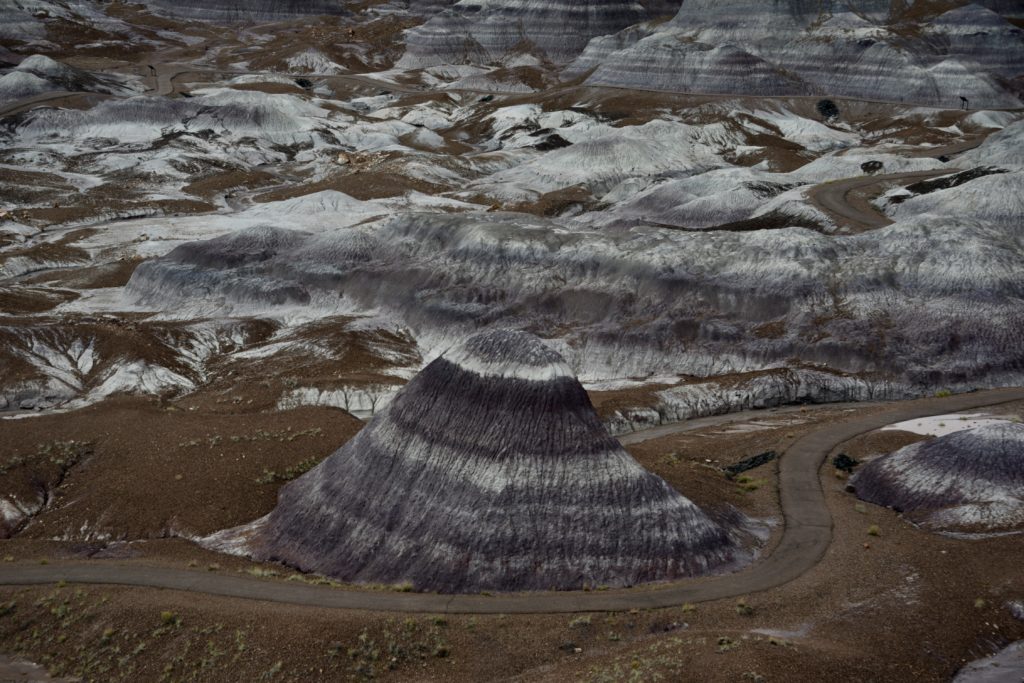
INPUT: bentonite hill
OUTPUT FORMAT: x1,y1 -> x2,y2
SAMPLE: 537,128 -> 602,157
208,330 -> 745,592
850,422 -> 1024,533
3,0 -> 1024,680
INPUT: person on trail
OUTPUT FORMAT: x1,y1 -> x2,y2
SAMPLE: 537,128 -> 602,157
960,95 -> 969,110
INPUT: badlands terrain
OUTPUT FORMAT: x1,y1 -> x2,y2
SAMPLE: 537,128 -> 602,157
0,0 -> 1023,681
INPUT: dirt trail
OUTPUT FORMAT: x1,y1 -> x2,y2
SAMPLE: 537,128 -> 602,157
808,169 -> 955,231
806,135 -> 990,231
2,387 -> 1022,614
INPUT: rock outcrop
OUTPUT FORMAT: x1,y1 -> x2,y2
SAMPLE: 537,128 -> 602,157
142,0 -> 346,21
398,0 -> 654,67
209,330 -> 743,592
569,0 -> 1024,108
850,422 -> 1024,533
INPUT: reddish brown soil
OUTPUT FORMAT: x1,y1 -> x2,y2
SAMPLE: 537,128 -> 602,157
0,397 -> 363,541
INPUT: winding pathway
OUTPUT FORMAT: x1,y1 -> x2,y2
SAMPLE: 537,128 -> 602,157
806,135 -> 987,231
2,387 -> 1022,614
807,169 -> 956,231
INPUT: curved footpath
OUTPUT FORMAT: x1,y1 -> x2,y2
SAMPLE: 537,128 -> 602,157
806,134 -> 988,232
808,169 -> 957,231
2,387 -> 1023,614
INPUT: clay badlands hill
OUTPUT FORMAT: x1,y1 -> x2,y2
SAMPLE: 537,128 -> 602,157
1,0 -> 1024,680
851,421 -> 1024,533
209,330 -> 747,592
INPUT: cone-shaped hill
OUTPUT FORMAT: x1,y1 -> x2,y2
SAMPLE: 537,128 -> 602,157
208,329 -> 745,593
850,423 -> 1024,534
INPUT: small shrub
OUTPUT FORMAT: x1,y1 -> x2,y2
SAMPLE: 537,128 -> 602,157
735,599 -> 755,616
569,615 -> 592,629
816,99 -> 840,120
832,453 -> 859,473
867,525 -> 882,537
736,476 -> 767,492
935,389 -> 952,398
260,660 -> 283,680
974,598 -> 988,609
160,611 -> 177,626
724,451 -> 777,478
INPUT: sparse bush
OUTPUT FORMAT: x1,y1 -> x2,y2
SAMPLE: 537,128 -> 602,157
935,389 -> 952,398
256,456 -> 323,484
867,525 -> 882,537
816,99 -> 840,120
833,453 -> 859,473
345,620 -> 450,679
569,615 -> 592,629
246,567 -> 279,578
735,599 -> 755,616
735,476 -> 767,492
260,660 -> 284,680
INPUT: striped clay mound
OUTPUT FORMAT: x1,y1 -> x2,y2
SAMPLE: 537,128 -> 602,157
850,422 -> 1024,534
142,0 -> 346,21
209,329 -> 744,593
398,0 -> 651,67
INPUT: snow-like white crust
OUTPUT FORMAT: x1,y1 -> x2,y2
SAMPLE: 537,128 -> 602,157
442,351 -> 576,382
442,330 -> 576,382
